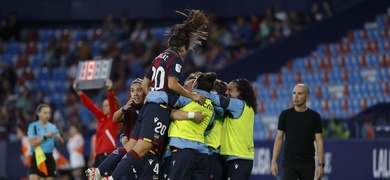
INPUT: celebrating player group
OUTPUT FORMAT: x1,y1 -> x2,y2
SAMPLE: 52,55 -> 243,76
82,9 -> 257,180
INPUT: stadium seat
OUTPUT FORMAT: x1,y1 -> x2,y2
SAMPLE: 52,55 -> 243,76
50,93 -> 65,108
39,29 -> 57,44
36,67 -> 51,81
52,68 -> 68,81
29,54 -> 45,69
52,80 -> 68,93
0,54 -> 15,67
4,42 -> 22,56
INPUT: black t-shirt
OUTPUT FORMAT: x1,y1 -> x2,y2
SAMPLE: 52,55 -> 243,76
278,107 -> 322,163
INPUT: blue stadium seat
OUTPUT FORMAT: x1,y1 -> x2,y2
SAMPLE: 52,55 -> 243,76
53,80 -> 68,93
39,29 -> 57,44
52,68 -> 67,81
378,68 -> 389,81
281,72 -> 295,86
118,91 -> 128,105
292,58 -> 305,71
36,67 -> 51,81
78,106 -> 95,128
367,28 -> 380,40
50,93 -> 65,108
29,54 -> 45,69
72,29 -> 90,42
348,71 -> 361,84
35,80 -> 51,94
0,55 -> 14,67
91,42 -> 102,56
125,77 -> 136,89
4,42 -> 22,56
350,42 -> 364,54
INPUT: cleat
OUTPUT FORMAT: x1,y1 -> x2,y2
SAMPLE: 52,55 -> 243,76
85,168 -> 101,180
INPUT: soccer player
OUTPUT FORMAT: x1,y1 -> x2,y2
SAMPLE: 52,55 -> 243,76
205,79 -> 228,180
271,83 -> 324,180
86,9 -> 209,180
210,78 -> 257,180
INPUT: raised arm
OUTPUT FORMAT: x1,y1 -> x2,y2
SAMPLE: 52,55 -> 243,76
113,99 -> 132,123
73,81 -> 104,118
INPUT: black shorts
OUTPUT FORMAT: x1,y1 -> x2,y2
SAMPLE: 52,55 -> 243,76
226,159 -> 253,180
132,102 -> 171,153
168,148 -> 209,180
135,152 -> 162,180
30,153 -> 57,177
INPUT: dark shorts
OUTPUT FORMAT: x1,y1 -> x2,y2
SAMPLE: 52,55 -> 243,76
209,153 -> 224,180
282,161 -> 315,180
162,156 -> 172,180
30,153 -> 57,177
134,152 -> 162,180
168,148 -> 209,180
132,102 -> 171,153
226,159 -> 253,180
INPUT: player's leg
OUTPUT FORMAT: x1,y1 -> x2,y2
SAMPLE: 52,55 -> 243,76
167,149 -> 197,180
225,159 -> 253,180
136,152 -> 162,180
109,103 -> 171,180
191,153 -> 209,180
208,153 -> 224,180
109,140 -> 154,180
161,155 -> 172,180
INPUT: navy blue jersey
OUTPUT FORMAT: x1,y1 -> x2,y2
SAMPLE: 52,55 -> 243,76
145,50 -> 183,92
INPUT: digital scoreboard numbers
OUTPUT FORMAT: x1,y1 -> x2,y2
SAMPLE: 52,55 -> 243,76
75,59 -> 112,90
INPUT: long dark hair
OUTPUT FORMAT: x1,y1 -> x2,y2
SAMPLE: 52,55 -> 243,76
167,9 -> 209,51
196,72 -> 216,92
233,78 -> 258,113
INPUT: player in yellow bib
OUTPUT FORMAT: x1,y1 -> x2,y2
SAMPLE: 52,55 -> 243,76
210,78 -> 257,180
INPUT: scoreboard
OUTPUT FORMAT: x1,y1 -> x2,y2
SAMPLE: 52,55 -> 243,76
75,59 -> 112,90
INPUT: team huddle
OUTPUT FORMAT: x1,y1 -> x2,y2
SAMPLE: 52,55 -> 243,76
25,8 -> 325,180
82,9 -> 257,180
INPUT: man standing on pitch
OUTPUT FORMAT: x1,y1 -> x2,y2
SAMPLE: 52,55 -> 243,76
271,83 -> 324,180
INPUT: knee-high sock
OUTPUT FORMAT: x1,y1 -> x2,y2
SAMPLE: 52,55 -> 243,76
98,147 -> 127,174
110,150 -> 140,180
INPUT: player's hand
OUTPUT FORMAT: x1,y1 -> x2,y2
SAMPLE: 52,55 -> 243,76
123,98 -> 132,111
72,81 -> 77,90
45,132 -> 55,138
72,81 -> 82,95
194,112 -> 205,122
106,79 -> 113,91
271,161 -> 278,177
121,136 -> 129,146
192,93 -> 206,104
316,166 -> 324,180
